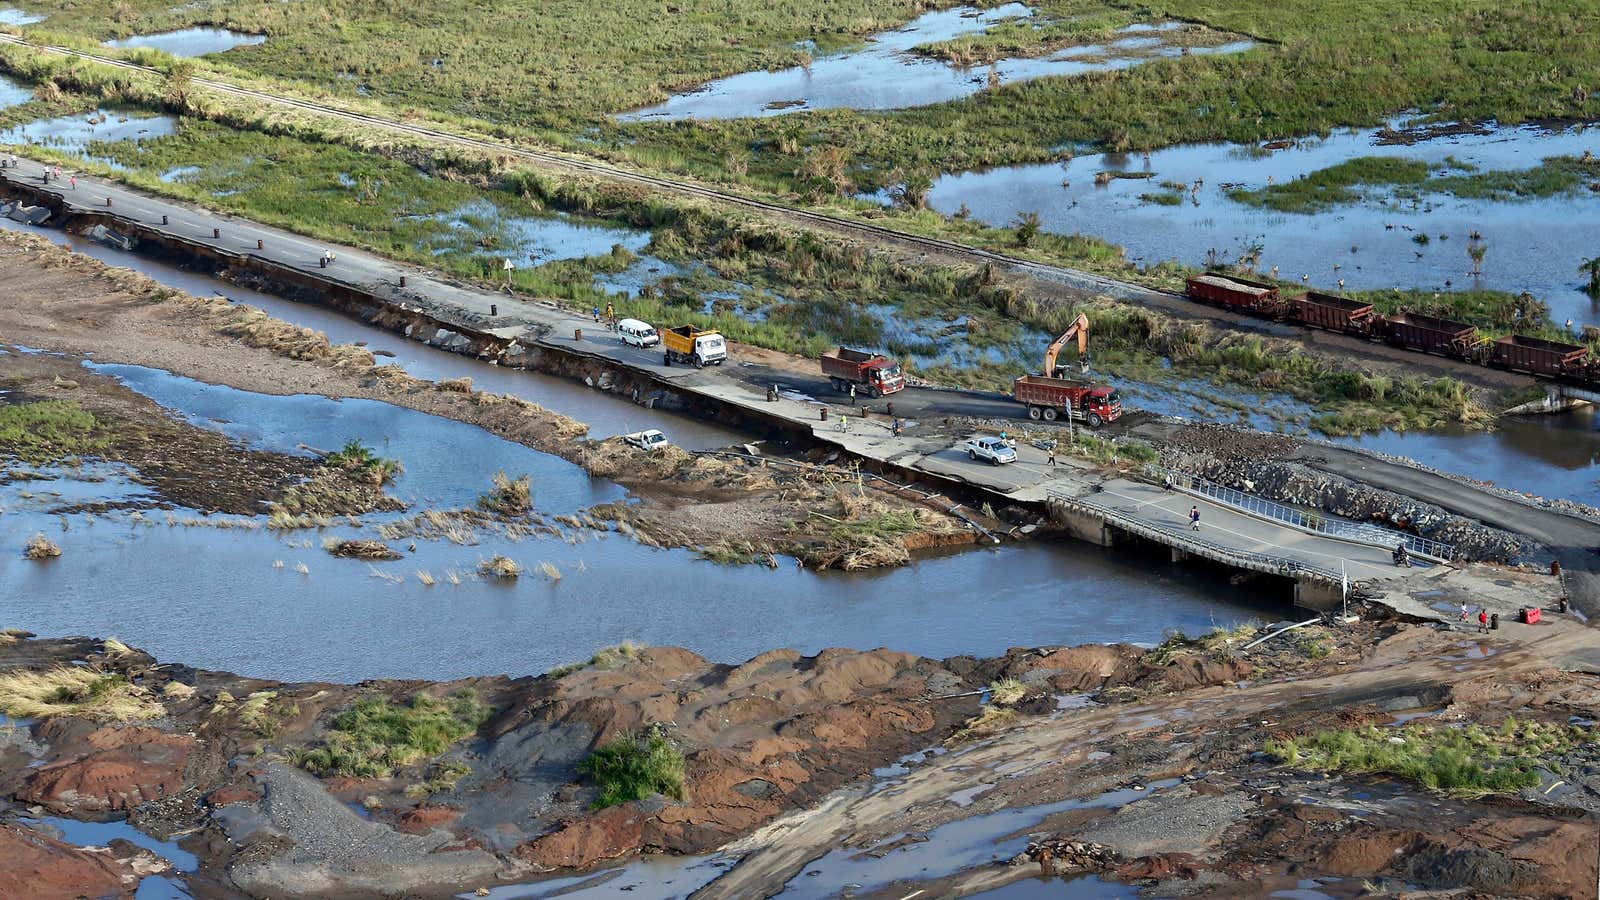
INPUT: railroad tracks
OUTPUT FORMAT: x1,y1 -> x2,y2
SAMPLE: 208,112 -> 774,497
0,35 -> 1161,301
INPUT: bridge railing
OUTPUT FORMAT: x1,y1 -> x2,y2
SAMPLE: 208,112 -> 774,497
1047,489 -> 1347,584
1144,466 -> 1455,561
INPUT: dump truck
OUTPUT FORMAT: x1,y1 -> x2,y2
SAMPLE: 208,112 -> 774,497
1013,374 -> 1122,428
820,347 -> 905,397
662,324 -> 726,367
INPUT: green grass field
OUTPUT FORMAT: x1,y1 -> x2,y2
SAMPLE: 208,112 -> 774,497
9,0 -> 1599,181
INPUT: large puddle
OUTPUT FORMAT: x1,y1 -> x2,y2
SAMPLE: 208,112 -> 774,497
0,73 -> 32,110
0,7 -> 44,26
422,199 -> 653,266
927,120 -> 1600,326
0,110 -> 177,168
620,7 -> 1252,121
103,27 -> 266,57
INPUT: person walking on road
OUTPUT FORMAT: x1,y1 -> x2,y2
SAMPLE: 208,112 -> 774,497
1189,506 -> 1200,531
592,305 -> 600,323
69,175 -> 76,190
1459,602 -> 1470,622
1478,609 -> 1489,633
848,383 -> 856,406
1047,443 -> 1057,466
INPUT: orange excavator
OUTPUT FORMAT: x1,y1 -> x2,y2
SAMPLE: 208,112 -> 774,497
1043,312 -> 1091,378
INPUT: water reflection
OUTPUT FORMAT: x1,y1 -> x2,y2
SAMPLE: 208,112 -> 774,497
104,27 -> 265,57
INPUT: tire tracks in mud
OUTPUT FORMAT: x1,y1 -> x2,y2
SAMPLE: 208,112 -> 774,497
690,624 -> 1599,898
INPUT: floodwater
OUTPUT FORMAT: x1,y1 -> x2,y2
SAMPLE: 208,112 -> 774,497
0,216 -> 742,447
81,362 -> 626,512
927,120 -> 1600,327
0,110 -> 177,168
0,7 -> 44,25
0,73 -> 32,110
0,360 -> 1279,683
422,199 -> 653,266
620,7 -> 1252,121
1353,410 -> 1600,503
103,27 -> 266,57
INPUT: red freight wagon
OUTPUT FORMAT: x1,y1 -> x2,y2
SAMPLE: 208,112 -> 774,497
1290,291 -> 1375,335
1489,334 -> 1589,377
1185,274 -> 1281,312
1382,312 -> 1479,358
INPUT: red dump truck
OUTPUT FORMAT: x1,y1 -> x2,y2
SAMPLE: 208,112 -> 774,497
820,347 -> 905,397
1013,375 -> 1122,428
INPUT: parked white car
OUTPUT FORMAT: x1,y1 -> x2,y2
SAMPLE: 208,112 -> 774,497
623,429 -> 671,451
617,318 -> 660,348
960,436 -> 1017,465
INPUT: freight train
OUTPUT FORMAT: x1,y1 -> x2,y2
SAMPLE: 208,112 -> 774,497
1184,274 -> 1597,384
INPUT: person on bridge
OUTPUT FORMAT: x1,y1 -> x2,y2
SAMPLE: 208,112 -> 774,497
1189,506 -> 1200,531
69,175 -> 76,190
1046,443 -> 1057,466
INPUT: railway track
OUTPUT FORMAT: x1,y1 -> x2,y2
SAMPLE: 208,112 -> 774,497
0,35 -> 1571,394
0,34 -> 1159,300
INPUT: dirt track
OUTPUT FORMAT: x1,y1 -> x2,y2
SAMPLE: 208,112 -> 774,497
698,617 -> 1600,898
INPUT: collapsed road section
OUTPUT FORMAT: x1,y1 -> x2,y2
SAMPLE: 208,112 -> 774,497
0,159 -> 1586,613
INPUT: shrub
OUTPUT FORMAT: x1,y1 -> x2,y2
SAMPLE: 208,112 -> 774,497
296,691 -> 490,778
23,533 -> 61,560
578,727 -> 687,809
478,555 -> 521,579
478,471 -> 533,516
988,677 -> 1026,706
325,440 -> 402,486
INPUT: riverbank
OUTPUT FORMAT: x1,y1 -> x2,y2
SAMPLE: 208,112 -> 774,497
1,608 -> 1593,898
0,228 -> 980,568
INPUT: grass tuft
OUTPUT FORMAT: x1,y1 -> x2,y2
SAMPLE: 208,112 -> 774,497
23,533 -> 61,560
0,667 -> 163,721
295,691 -> 490,778
578,726 -> 687,810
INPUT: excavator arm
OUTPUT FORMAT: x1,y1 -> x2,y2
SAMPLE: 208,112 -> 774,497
1043,313 -> 1091,378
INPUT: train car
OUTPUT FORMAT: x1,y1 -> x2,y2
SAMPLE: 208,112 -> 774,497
1185,274 -> 1282,313
1381,312 -> 1480,358
1488,334 -> 1589,377
1290,292 -> 1376,335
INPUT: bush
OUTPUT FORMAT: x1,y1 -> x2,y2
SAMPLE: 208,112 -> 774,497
325,440 -> 402,486
478,470 -> 533,516
296,691 -> 490,778
578,727 -> 687,809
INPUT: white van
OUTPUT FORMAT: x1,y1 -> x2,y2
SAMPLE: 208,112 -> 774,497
618,318 -> 660,348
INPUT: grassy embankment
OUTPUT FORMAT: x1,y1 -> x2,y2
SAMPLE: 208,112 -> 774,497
1266,717 -> 1592,795
0,54 -> 1507,433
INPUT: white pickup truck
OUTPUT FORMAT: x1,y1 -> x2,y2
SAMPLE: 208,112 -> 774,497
623,429 -> 671,451
959,435 -> 1017,466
